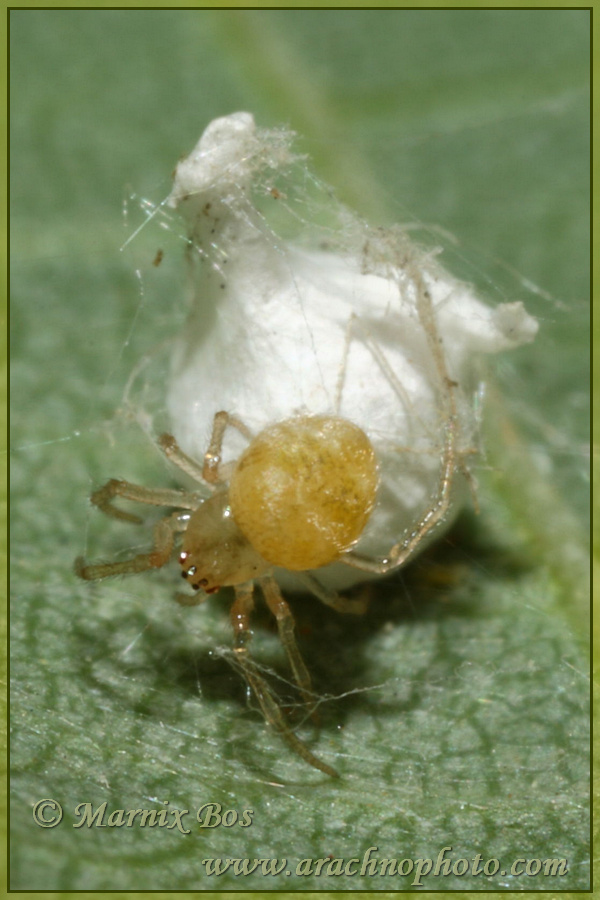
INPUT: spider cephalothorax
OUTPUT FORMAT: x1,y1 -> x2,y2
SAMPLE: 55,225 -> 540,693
178,491 -> 270,593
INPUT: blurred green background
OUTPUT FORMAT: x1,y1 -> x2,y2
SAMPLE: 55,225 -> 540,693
10,8 -> 589,892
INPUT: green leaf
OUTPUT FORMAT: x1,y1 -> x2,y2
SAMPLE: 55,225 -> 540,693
11,9 -> 589,892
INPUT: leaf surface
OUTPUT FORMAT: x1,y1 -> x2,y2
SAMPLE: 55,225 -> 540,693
10,9 -> 589,892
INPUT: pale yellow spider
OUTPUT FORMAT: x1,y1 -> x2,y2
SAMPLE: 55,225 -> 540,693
76,412 -> 457,778
76,282 -> 460,777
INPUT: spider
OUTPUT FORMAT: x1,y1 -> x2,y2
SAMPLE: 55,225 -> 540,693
76,280 -> 461,778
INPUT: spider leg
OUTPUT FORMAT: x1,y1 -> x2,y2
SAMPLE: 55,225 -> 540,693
342,266 -> 462,576
201,411 -> 253,485
295,571 -> 371,615
90,477 -> 200,523
343,412 -> 457,575
157,433 -> 208,484
259,573 -> 314,710
231,582 -> 338,778
75,511 -> 188,581
335,312 -> 420,431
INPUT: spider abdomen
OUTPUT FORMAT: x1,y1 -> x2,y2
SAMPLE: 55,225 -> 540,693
229,415 -> 379,571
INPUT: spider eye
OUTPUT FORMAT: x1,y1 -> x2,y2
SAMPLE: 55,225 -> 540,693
181,562 -> 198,581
